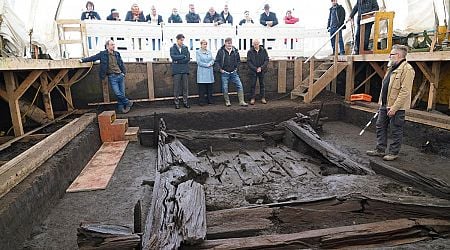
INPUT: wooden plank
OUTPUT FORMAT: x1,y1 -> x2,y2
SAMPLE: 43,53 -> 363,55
67,68 -> 87,86
415,61 -> 434,82
345,57 -> 354,101
411,78 -> 428,108
232,152 -> 268,185
64,85 -> 74,111
0,58 -> 91,71
277,61 -> 287,93
146,62 -> 155,100
4,71 -> 24,136
40,73 -> 55,120
195,218 -> 450,249
310,62 -> 347,99
369,61 -> 385,78
13,70 -> 44,100
101,78 -> 111,103
59,39 -> 83,44
427,61 -> 441,111
48,68 -> 69,90
293,59 -> 302,90
0,89 -> 49,124
263,147 -> 310,178
0,113 -> 96,198
77,224 -> 140,249
66,141 -> 129,192
283,120 -> 374,175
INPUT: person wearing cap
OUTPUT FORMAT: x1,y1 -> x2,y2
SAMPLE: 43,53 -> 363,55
168,8 -> 183,23
260,4 -> 278,27
81,1 -> 101,20
107,9 -> 120,21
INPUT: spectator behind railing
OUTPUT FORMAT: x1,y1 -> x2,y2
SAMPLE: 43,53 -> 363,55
146,5 -> 164,25
106,8 -> 120,21
220,4 -> 233,25
347,0 -> 379,54
168,8 -> 183,23
203,7 -> 224,25
260,4 -> 278,27
125,3 -> 145,22
186,4 -> 201,23
239,10 -> 254,25
284,10 -> 299,24
81,1 -> 101,20
327,0 -> 346,55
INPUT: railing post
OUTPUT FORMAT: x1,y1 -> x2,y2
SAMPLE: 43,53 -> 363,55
307,58 -> 315,103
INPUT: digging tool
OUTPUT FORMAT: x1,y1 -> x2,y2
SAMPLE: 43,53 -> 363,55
359,111 -> 379,136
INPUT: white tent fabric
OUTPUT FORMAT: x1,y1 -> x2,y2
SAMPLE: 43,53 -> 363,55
0,0 -> 448,59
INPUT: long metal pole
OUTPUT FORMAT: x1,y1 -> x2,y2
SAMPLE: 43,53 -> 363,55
305,20 -> 349,63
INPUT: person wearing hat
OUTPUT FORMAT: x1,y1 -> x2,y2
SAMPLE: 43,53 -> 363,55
260,4 -> 278,27
107,8 -> 120,21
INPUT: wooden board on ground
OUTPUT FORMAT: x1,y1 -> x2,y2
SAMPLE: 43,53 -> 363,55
0,113 -> 95,198
66,141 -> 128,192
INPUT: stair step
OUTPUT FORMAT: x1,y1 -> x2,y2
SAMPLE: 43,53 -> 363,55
125,127 -> 139,141
98,111 -> 116,127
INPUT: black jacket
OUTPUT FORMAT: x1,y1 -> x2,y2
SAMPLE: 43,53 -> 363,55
81,50 -> 126,80
327,4 -> 346,29
168,14 -> 182,23
260,12 -> 278,26
170,44 -> 190,75
186,12 -> 201,23
247,45 -> 269,75
220,12 -> 233,25
215,45 -> 240,72
145,14 -> 163,24
350,0 -> 379,19
203,12 -> 223,24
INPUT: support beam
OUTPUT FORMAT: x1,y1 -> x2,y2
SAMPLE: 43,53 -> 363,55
277,61 -> 287,93
48,69 -> 69,91
4,72 -> 23,136
63,85 -> 74,111
345,56 -> 354,101
40,74 -> 55,120
146,62 -> 155,100
415,62 -> 434,82
101,79 -> 110,103
369,61 -> 386,78
293,59 -> 302,90
411,78 -> 428,108
364,66 -> 371,94
12,70 -> 44,100
427,61 -> 441,111
67,68 -> 86,86
0,88 -> 50,125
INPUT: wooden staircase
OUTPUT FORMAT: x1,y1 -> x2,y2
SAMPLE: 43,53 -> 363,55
291,58 -> 348,103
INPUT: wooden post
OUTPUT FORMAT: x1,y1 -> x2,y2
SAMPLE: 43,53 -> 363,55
102,79 -> 110,103
277,61 -> 287,93
146,62 -> 155,100
4,72 -> 24,136
345,56 -> 354,102
306,58 -> 314,103
365,65 -> 371,94
427,61 -> 441,111
40,73 -> 55,120
293,59 -> 302,90
64,85 -> 74,111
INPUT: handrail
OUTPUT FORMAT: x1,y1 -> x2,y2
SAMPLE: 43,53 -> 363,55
305,20 -> 350,63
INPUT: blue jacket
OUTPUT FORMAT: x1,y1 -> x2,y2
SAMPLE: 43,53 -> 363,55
260,12 -> 278,26
186,12 -> 201,23
81,50 -> 126,80
170,44 -> 190,75
145,14 -> 163,24
350,0 -> 379,19
196,49 -> 215,84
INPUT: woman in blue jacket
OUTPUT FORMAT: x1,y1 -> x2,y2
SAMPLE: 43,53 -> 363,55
196,39 -> 215,105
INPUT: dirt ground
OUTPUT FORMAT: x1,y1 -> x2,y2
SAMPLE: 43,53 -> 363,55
23,143 -> 156,249
13,97 -> 450,249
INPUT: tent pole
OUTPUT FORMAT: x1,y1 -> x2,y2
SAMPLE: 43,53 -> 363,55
54,0 -> 65,20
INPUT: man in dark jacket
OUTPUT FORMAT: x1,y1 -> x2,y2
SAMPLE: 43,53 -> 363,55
106,9 -> 120,21
220,4 -> 233,25
145,5 -> 164,25
186,4 -> 201,23
170,34 -> 191,109
260,4 -> 278,27
203,7 -> 223,24
168,8 -> 183,23
80,40 -> 133,113
247,39 -> 269,105
327,0 -> 346,55
348,0 -> 379,54
215,37 -> 247,107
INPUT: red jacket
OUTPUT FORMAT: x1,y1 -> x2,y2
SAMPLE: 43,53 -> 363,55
284,16 -> 299,24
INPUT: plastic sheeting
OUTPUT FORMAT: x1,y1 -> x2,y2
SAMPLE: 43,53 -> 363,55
0,0 -> 27,57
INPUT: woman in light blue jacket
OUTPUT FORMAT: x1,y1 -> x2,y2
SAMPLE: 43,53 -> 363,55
196,39 -> 215,105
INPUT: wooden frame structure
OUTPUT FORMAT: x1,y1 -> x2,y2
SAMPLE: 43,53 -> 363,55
360,11 -> 395,55
0,58 -> 91,136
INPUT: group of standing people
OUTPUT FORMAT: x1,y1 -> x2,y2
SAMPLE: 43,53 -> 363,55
170,35 -> 269,109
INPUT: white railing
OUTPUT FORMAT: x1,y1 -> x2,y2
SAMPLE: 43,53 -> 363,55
69,20 -> 330,61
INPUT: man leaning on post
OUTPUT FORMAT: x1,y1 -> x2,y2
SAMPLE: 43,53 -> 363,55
80,39 -> 133,114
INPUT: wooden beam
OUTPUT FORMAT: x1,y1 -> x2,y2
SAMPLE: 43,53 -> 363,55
13,70 -> 44,100
0,58 -> 91,71
67,68 -> 86,86
427,61 -> 441,111
277,61 -> 287,93
40,73 -> 55,120
353,71 -> 378,94
48,68 -> 69,91
4,71 -> 24,136
345,56 -> 354,101
369,61 -> 386,78
293,59 -> 302,90
63,85 -> 74,111
101,79 -> 110,103
1,88 -> 50,125
411,78 -> 428,108
415,61 -> 434,82
0,113 -> 96,198
306,59 -> 314,103
364,65 -> 371,93
146,62 -> 155,100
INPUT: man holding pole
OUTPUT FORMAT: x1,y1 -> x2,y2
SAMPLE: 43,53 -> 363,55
366,45 -> 415,161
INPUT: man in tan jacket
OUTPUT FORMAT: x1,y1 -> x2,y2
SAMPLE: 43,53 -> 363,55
366,44 -> 415,161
